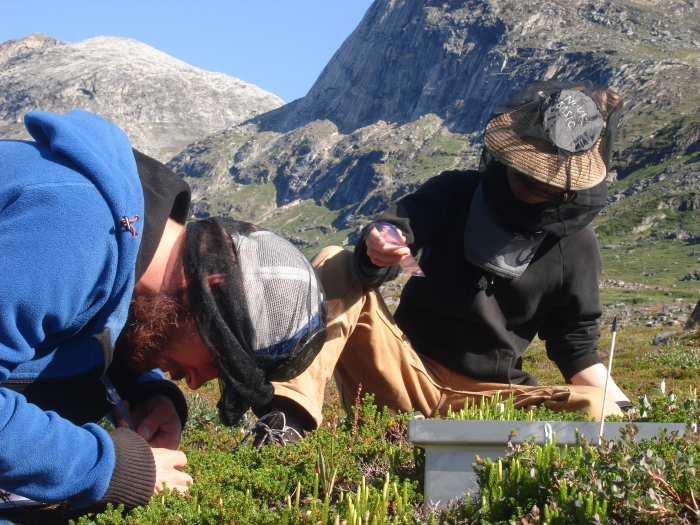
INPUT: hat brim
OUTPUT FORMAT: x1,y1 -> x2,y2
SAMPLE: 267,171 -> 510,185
484,111 -> 607,190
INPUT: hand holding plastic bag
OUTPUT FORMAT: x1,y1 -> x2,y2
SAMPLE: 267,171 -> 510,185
371,222 -> 425,277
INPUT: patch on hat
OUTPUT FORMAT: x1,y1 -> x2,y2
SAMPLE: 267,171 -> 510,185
540,90 -> 604,153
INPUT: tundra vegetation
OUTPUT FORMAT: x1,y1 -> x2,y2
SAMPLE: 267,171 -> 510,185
1,325 -> 699,525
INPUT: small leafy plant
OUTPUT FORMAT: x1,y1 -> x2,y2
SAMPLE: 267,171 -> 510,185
441,391 -> 591,422
638,380 -> 700,425
639,344 -> 700,370
452,424 -> 700,525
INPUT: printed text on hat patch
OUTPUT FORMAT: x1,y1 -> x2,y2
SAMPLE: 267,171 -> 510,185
540,89 -> 604,153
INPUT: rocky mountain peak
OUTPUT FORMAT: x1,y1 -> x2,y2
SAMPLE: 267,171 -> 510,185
0,32 -> 66,62
0,33 -> 284,161
256,0 -> 699,141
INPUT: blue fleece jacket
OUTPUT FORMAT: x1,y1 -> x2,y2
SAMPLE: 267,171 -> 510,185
0,111 -> 145,506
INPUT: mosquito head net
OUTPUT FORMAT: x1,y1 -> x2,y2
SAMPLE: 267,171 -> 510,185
183,217 -> 327,426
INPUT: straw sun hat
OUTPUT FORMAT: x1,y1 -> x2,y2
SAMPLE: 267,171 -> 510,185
484,80 -> 623,191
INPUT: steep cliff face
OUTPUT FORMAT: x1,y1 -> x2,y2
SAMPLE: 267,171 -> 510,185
171,0 -> 700,254
0,33 -> 283,161
261,0 -> 699,139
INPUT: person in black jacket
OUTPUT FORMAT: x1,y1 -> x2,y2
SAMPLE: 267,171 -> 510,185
264,80 -> 632,436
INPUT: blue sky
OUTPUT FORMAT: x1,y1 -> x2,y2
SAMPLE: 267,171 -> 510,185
0,1 -> 375,103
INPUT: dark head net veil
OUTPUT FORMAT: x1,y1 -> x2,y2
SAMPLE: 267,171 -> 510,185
184,217 -> 327,426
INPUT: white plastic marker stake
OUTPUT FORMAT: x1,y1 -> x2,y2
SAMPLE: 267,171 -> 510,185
373,222 -> 425,277
599,316 -> 618,442
102,375 -> 138,431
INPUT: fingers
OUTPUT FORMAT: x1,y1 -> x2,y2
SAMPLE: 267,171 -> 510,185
366,227 -> 411,267
152,448 -> 192,494
135,396 -> 183,450
139,418 -> 182,450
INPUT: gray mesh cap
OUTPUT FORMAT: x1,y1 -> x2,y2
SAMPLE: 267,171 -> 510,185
183,217 -> 327,426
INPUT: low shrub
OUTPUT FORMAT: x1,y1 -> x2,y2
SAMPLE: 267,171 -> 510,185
70,392 -> 423,525
437,425 -> 700,525
638,345 -> 700,370
62,385 -> 700,525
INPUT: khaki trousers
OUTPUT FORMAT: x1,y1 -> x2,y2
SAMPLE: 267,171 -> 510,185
272,246 -> 622,427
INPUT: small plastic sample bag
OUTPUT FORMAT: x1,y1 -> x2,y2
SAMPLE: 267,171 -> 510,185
374,222 -> 425,277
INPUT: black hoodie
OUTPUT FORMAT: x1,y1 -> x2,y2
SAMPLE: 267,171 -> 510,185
354,162 -> 606,385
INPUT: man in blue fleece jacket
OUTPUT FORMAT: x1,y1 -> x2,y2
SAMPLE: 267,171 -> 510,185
0,110 -> 195,509
0,109 -> 328,510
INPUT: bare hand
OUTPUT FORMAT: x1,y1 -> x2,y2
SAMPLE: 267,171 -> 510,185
365,226 -> 411,267
115,395 -> 182,450
152,448 -> 191,494
570,363 -> 630,403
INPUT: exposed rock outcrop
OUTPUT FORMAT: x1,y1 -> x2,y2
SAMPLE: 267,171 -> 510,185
0,33 -> 283,161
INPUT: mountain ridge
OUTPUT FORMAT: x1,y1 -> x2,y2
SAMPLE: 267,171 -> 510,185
0,33 -> 283,162
170,0 -> 700,237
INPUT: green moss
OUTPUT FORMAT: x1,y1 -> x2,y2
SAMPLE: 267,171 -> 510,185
220,181 -> 278,223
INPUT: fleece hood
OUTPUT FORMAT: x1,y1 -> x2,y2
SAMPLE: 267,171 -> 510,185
24,110 -> 144,348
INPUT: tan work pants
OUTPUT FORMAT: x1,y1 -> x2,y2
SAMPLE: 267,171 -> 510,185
272,246 -> 622,427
